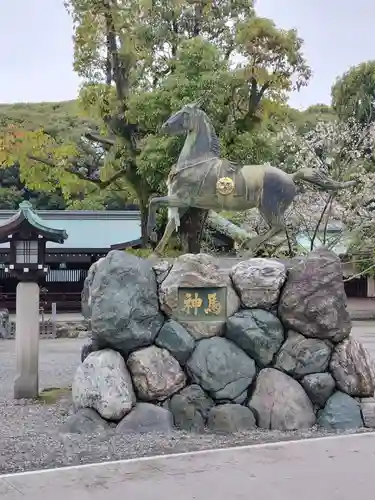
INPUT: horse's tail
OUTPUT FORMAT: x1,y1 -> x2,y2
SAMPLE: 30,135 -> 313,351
290,167 -> 356,191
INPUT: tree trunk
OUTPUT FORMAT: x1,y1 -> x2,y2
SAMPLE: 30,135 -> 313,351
206,211 -> 256,243
140,204 -> 149,246
179,208 -> 208,254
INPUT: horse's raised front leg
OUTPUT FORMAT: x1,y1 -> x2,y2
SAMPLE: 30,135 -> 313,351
147,195 -> 191,242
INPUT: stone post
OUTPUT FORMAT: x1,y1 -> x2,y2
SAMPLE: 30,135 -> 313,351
367,277 -> 375,298
14,281 -> 40,399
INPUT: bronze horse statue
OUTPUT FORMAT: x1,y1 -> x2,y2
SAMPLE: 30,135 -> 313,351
147,99 -> 355,256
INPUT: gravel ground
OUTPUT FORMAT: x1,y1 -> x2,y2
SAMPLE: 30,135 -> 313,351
1,395 -> 373,475
0,333 -> 374,475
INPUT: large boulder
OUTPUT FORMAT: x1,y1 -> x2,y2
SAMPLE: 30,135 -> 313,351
155,320 -> 195,365
60,408 -> 110,435
249,368 -> 315,430
72,349 -> 136,421
301,373 -> 336,408
152,259 -> 173,286
274,331 -> 332,378
90,251 -> 164,356
360,397 -> 375,428
330,338 -> 375,397
317,391 -> 363,430
81,257 -> 105,320
81,342 -> 96,363
186,337 -> 256,402
207,404 -> 256,433
230,258 -> 286,309
278,249 -> 351,343
225,309 -> 284,367
127,345 -> 186,401
168,384 -> 215,432
116,403 -> 174,434
158,253 -> 240,339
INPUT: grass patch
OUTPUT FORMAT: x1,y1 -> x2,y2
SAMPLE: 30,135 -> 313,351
37,386 -> 72,404
125,247 -> 184,258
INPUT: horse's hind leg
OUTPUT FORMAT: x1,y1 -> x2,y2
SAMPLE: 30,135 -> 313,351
242,213 -> 286,257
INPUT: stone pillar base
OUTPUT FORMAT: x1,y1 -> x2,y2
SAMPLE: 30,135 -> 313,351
14,281 -> 40,399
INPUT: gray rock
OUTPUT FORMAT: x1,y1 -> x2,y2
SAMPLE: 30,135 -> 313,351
186,337 -> 256,402
116,403 -> 174,434
81,257 -> 105,320
60,408 -> 110,434
360,397 -> 375,428
317,391 -> 363,430
158,253 -> 240,339
55,321 -> 89,339
152,259 -> 173,286
330,337 -> 375,397
169,384 -> 215,432
233,390 -> 248,404
0,309 -> 11,339
301,373 -> 336,407
90,251 -> 164,356
155,320 -> 195,365
72,349 -> 136,421
274,331 -> 332,378
278,249 -> 351,343
249,368 -> 315,430
207,404 -> 256,433
225,309 -> 284,367
230,258 -> 286,309
81,342 -> 95,363
127,345 -> 186,401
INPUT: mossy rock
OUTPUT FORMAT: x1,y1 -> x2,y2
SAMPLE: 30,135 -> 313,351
37,386 -> 72,404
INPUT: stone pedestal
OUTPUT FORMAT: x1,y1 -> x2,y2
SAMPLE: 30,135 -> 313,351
14,282 -> 40,399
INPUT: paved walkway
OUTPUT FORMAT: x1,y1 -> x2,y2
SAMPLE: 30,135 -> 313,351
1,433 -> 375,499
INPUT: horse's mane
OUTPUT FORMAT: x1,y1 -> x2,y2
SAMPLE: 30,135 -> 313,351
210,126 -> 220,157
198,109 -> 220,157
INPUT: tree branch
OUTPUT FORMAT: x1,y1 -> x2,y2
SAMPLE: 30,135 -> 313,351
193,2 -> 203,36
84,132 -> 116,147
248,78 -> 270,116
344,262 -> 375,282
103,0 -> 129,106
27,154 -> 127,188
310,194 -> 332,251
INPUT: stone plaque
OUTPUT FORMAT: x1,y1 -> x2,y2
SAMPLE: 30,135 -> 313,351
177,287 -> 227,321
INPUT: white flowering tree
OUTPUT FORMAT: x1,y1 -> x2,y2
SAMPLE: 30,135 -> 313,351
268,116 -> 375,264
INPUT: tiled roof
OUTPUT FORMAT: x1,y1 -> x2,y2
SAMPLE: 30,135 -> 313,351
0,209 -> 141,249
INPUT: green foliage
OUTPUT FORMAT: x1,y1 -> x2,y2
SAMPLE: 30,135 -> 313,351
0,186 -> 23,209
1,0 -> 312,245
0,100 -> 96,144
125,247 -> 183,258
332,61 -> 375,125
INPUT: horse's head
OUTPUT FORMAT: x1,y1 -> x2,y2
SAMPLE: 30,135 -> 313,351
160,98 -> 204,136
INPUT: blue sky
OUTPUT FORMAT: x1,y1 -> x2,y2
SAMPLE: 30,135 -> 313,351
0,0 -> 374,109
